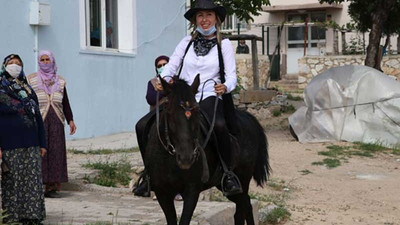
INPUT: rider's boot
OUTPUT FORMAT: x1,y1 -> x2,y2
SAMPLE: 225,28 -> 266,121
222,168 -> 242,196
220,137 -> 242,196
133,171 -> 151,197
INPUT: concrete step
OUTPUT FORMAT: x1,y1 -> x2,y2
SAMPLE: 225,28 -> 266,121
281,73 -> 299,80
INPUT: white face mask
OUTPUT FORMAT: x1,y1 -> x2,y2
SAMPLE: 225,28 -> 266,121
6,64 -> 22,78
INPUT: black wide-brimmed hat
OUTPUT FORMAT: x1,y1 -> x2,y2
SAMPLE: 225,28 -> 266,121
184,0 -> 227,22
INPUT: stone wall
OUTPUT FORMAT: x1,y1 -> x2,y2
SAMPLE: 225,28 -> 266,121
298,55 -> 400,89
235,54 -> 270,90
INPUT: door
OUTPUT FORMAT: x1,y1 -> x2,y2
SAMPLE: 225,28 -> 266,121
286,13 -> 326,74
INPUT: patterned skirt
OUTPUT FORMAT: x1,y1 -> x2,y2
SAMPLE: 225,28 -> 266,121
42,106 -> 68,184
1,146 -> 46,222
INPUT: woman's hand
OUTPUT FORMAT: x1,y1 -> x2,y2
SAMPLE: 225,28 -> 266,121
214,84 -> 227,96
41,148 -> 47,157
155,82 -> 163,91
69,121 -> 77,135
0,147 -> 2,159
155,78 -> 174,91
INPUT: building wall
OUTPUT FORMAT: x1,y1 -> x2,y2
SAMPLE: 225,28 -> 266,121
298,55 -> 400,89
0,0 -> 187,139
0,0 -> 37,72
238,0 -> 399,75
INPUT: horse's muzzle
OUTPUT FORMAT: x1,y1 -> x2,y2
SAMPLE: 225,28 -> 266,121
176,152 -> 196,170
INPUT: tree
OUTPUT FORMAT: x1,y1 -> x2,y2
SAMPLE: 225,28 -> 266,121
189,0 -> 270,22
320,0 -> 400,70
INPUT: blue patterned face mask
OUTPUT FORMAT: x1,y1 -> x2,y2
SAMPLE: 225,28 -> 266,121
196,25 -> 216,36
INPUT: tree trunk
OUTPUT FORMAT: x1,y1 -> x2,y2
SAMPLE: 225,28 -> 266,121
365,0 -> 395,70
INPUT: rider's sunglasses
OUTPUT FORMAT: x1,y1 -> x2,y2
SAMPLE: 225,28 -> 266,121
157,63 -> 167,68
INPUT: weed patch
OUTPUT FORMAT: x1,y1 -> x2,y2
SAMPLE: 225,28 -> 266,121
265,207 -> 291,224
273,109 -> 281,117
314,142 -> 398,168
83,159 -> 133,187
298,169 -> 312,175
69,148 -> 138,155
287,94 -> 303,101
267,179 -> 287,191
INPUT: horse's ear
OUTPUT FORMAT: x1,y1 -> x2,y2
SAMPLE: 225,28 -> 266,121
159,75 -> 171,95
191,74 -> 200,95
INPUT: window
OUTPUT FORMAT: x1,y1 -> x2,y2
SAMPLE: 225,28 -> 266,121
81,0 -> 137,54
221,14 -> 247,32
287,12 -> 326,49
87,0 -> 118,49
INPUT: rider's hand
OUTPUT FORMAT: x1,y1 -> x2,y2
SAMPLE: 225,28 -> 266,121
215,84 -> 227,96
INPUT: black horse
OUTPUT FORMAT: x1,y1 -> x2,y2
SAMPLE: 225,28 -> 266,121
145,75 -> 270,225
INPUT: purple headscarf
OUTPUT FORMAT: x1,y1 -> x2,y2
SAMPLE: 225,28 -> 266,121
37,50 -> 60,94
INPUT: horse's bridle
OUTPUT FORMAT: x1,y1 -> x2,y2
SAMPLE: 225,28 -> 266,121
155,78 -> 218,183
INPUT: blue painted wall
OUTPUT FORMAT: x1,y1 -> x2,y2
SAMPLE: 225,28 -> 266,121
0,0 -> 187,139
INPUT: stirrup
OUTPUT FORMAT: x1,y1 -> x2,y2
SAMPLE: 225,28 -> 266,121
133,172 -> 151,197
221,171 -> 243,196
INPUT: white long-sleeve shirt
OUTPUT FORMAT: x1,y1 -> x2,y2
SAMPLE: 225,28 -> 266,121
161,35 -> 237,102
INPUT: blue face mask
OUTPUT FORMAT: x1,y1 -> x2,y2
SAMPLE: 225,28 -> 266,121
196,25 -> 217,36
157,66 -> 164,75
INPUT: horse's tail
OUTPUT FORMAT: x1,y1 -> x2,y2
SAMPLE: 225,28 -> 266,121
243,111 -> 271,187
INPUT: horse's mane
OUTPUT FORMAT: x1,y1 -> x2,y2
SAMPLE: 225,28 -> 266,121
169,78 -> 196,104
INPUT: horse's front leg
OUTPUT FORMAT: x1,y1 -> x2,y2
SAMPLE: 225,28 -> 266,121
179,187 -> 201,225
154,190 -> 178,225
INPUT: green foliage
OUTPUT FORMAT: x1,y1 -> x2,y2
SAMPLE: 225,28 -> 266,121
0,211 -> 18,225
190,0 -> 271,22
68,148 -> 139,155
232,76 -> 246,95
265,207 -> 291,224
249,192 -> 286,207
272,109 -> 281,117
281,104 -> 296,114
343,36 -> 364,55
313,142 -> 397,168
319,0 -> 400,35
286,94 -> 303,101
83,159 -> 133,187
84,222 -> 112,225
209,189 -> 229,202
267,179 -> 287,191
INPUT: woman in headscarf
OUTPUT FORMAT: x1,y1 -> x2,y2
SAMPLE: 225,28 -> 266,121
0,54 -> 47,224
146,55 -> 169,111
27,50 -> 76,198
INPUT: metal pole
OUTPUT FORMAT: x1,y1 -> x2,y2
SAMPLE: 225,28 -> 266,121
277,28 -> 280,54
267,27 -> 270,56
237,23 -> 241,45
262,26 -> 265,55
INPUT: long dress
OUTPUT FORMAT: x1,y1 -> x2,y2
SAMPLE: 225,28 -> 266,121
0,75 -> 46,223
41,87 -> 73,190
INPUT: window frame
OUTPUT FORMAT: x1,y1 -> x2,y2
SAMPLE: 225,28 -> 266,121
79,0 -> 137,56
286,11 -> 326,49
220,14 -> 247,32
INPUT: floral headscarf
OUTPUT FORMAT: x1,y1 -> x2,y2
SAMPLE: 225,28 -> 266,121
37,50 -> 61,94
0,54 -> 38,119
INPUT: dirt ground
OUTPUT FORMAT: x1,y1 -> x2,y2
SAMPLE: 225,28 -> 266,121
250,116 -> 400,225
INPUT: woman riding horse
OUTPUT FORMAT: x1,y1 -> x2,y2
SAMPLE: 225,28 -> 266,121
134,0 -> 241,197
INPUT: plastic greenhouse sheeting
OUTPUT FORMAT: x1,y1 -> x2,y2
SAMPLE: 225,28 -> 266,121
289,65 -> 400,147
